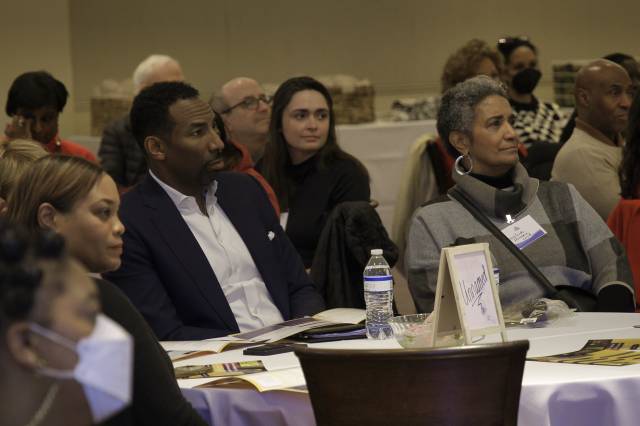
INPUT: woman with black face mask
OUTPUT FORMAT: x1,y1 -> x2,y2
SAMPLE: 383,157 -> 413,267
497,37 -> 566,146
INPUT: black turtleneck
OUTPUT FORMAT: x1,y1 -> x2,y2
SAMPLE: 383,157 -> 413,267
469,168 -> 515,189
280,154 -> 370,268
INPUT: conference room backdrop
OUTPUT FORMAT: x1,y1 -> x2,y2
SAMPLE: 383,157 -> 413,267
1,0 -> 638,136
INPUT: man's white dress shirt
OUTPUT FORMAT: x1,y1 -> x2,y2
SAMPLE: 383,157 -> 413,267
151,171 -> 284,331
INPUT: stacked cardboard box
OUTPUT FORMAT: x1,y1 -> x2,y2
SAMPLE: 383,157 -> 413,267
90,97 -> 131,136
317,75 -> 375,124
90,79 -> 134,136
552,60 -> 589,108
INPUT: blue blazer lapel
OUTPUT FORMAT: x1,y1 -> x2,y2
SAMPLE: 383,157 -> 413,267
139,176 -> 238,331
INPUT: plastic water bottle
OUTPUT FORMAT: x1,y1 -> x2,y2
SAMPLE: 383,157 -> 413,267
364,249 -> 394,339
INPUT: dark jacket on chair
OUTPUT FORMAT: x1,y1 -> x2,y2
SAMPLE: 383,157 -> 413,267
310,201 -> 399,309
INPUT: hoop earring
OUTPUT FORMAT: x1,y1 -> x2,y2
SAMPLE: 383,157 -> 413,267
454,154 -> 473,175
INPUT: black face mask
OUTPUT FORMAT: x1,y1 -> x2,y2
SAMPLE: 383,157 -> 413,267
512,68 -> 541,94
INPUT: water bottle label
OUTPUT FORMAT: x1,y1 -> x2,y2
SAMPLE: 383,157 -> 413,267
364,275 -> 393,292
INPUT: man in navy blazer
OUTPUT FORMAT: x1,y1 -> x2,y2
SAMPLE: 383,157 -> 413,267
104,82 -> 324,340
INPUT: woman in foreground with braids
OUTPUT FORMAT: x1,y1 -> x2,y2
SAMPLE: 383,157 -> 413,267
0,224 -> 132,425
7,155 -> 207,426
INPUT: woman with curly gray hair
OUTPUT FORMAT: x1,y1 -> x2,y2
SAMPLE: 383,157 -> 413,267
406,75 -> 634,314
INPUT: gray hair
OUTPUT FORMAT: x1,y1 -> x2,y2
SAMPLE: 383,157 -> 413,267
132,54 -> 180,92
437,75 -> 508,154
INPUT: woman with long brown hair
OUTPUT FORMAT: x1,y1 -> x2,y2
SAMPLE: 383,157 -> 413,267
259,76 -> 370,267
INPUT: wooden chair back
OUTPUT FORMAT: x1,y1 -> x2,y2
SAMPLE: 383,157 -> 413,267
295,340 -> 529,426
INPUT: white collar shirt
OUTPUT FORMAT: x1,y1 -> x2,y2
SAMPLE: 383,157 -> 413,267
150,171 -> 284,331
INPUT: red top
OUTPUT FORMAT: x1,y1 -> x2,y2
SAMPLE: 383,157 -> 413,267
230,140 -> 281,216
607,198 -> 640,308
44,135 -> 97,162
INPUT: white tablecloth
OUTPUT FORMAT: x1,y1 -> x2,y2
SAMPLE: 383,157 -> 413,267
179,313 -> 640,426
336,120 -> 437,234
509,314 -> 640,426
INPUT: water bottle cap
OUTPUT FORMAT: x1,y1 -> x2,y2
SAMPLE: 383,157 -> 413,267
370,249 -> 383,255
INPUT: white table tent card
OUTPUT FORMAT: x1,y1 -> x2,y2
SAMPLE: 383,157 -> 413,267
430,243 -> 507,346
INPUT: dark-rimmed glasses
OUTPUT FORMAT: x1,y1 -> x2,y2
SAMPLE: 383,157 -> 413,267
221,94 -> 273,114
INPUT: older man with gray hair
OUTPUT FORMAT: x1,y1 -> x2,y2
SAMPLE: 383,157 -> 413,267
98,54 -> 184,190
211,77 -> 271,162
132,54 -> 184,94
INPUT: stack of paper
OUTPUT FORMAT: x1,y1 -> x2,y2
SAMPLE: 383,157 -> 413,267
164,309 -> 367,391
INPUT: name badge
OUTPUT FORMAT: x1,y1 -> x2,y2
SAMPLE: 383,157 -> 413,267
500,215 -> 546,250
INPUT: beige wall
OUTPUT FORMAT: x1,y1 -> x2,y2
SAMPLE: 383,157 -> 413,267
2,0 -> 639,135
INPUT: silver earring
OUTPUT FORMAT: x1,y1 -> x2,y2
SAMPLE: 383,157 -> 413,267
454,154 -> 473,175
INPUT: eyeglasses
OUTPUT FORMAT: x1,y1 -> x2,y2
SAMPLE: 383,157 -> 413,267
221,94 -> 273,114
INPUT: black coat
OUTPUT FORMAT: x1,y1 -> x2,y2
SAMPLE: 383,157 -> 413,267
310,201 -> 399,309
96,278 -> 206,426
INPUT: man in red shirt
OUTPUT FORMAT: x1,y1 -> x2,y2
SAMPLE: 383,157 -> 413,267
211,77 -> 271,163
210,77 -> 279,214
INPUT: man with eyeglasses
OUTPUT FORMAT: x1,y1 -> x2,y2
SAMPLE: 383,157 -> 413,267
211,77 -> 272,162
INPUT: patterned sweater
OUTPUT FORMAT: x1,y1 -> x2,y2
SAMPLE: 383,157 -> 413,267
406,163 -> 634,313
511,97 -> 565,146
